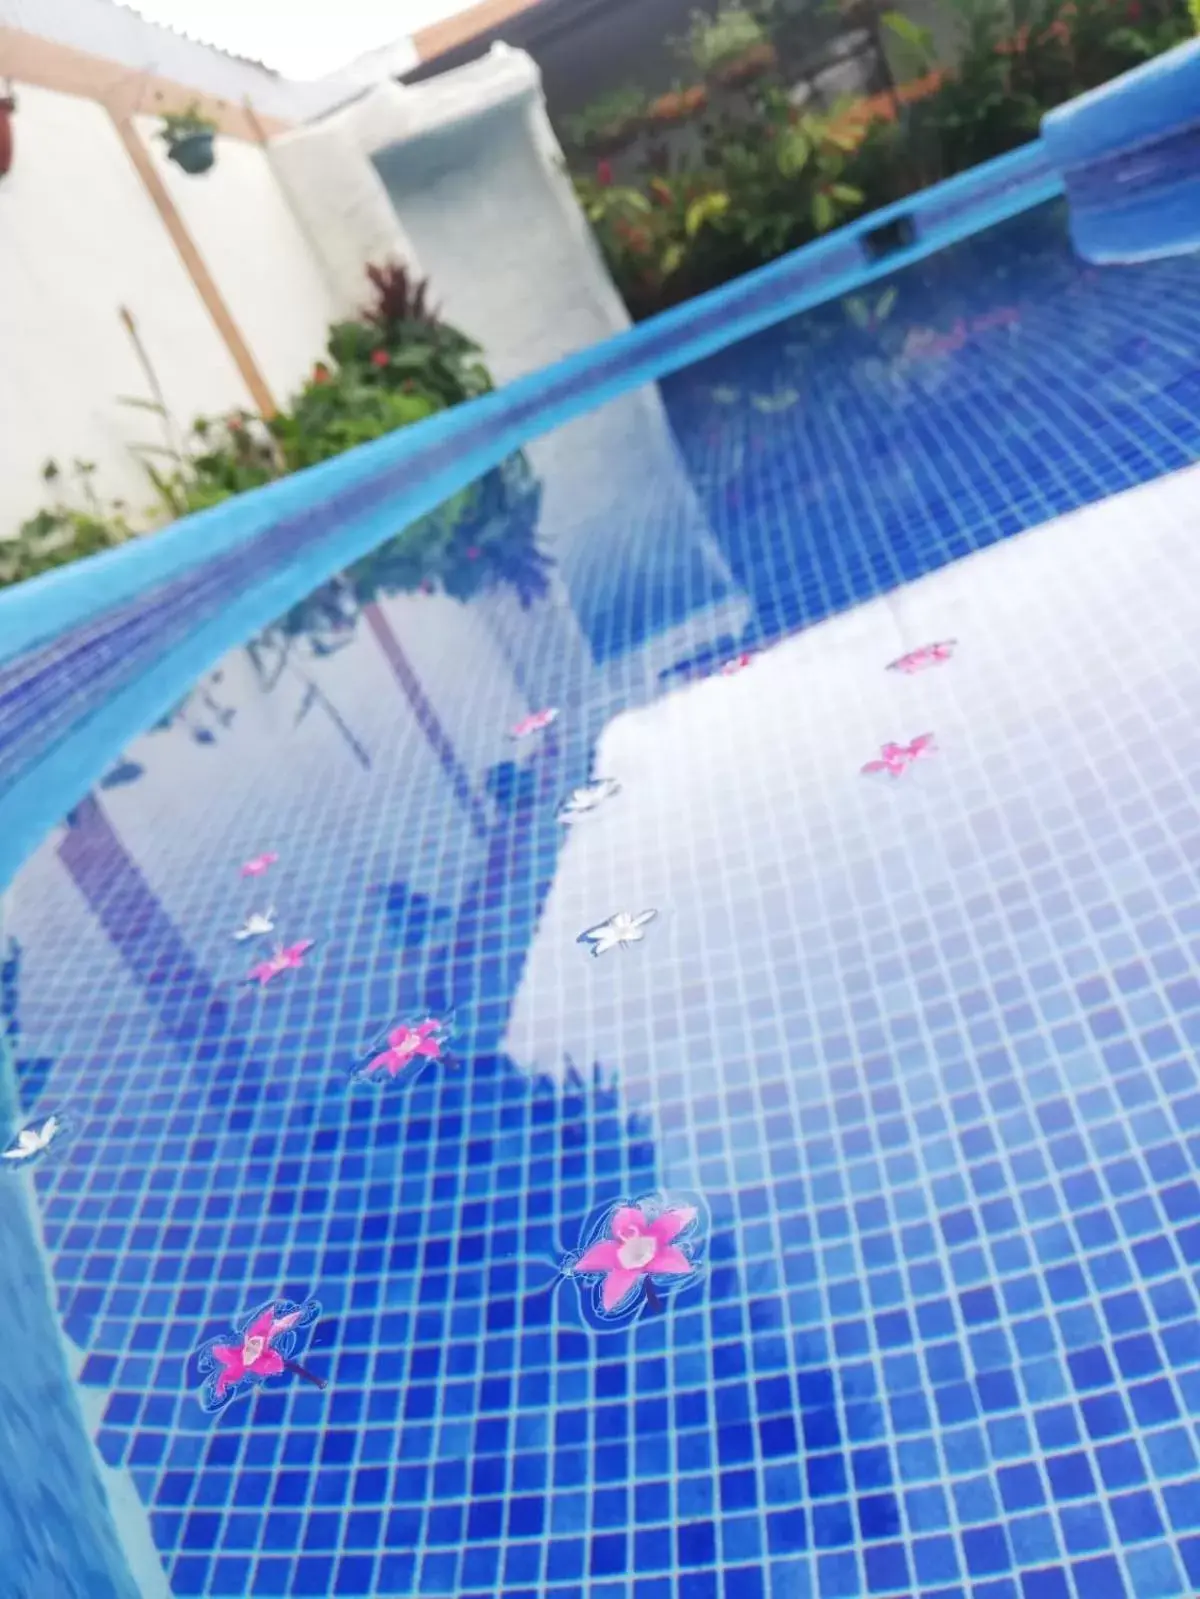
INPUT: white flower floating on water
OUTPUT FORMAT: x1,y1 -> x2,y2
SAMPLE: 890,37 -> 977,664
558,778 -> 620,824
233,908 -> 276,941
2,1114 -> 63,1167
578,909 -> 658,957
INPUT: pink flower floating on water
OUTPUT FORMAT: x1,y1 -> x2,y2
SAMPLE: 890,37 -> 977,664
573,1199 -> 700,1314
362,1018 -> 447,1082
862,733 -> 937,778
247,940 -> 314,987
887,640 -> 956,675
197,1297 -> 324,1412
241,852 -> 278,878
510,708 -> 559,739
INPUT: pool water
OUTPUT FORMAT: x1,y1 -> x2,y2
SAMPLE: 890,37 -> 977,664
6,201 -> 1200,1599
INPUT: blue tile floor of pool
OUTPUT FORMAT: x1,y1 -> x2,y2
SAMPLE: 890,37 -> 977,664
6,200 -> 1200,1599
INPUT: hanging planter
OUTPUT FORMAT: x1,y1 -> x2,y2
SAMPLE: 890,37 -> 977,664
0,87 -> 16,182
158,103 -> 218,175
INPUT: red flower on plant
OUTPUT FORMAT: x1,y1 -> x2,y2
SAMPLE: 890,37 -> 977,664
312,363 -> 330,385
1127,0 -> 1141,15
596,159 -> 614,187
370,349 -> 390,368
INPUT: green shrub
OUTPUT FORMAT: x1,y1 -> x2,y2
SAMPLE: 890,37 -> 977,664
4,263 -> 529,597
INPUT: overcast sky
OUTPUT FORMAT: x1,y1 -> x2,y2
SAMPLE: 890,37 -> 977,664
119,0 -> 475,78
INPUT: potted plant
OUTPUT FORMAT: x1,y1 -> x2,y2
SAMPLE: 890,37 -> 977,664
564,86 -> 649,155
0,85 -> 15,182
684,6 -> 778,86
158,103 -> 218,174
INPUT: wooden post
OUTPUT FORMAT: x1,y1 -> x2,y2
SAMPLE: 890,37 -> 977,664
104,107 -> 278,419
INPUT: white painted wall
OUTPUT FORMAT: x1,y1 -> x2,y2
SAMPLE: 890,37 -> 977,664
272,48 -> 632,382
134,114 -> 341,405
0,84 -> 253,534
0,83 -> 345,537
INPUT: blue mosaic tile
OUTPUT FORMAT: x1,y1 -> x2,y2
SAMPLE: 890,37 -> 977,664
5,197 -> 1200,1599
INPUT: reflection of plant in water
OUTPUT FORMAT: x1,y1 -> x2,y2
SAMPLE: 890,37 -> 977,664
244,634 -> 371,771
99,759 -> 146,790
370,882 -> 453,948
150,670 -> 237,746
274,450 -> 550,652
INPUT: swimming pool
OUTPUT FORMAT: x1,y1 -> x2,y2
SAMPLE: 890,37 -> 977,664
4,191 -> 1200,1599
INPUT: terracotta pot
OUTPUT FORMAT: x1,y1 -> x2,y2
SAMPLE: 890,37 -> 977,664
0,97 -> 15,182
713,41 -> 778,87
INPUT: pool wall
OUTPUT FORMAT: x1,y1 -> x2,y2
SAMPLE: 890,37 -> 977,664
0,900 -> 150,1599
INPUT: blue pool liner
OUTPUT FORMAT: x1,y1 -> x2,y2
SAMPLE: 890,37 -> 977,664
0,142 -> 1060,673
0,142 -> 1063,891
1042,40 -> 1200,263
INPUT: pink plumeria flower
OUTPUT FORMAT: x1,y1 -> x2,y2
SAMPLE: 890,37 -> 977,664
366,1019 -> 444,1080
510,708 -> 558,739
197,1296 -> 325,1411
721,652 -> 754,676
210,1306 -> 302,1398
247,940 -> 313,987
887,640 -> 956,675
574,1202 -> 697,1313
241,852 -> 278,878
862,733 -> 937,778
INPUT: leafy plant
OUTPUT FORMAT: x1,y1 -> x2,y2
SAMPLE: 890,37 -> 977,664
880,7 -> 937,74
325,261 -> 493,409
576,93 -> 869,314
6,261 -> 548,607
563,86 -> 649,152
271,368 -> 438,472
575,0 -> 1192,317
3,460 -> 134,587
683,5 -> 770,72
157,102 -> 216,145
